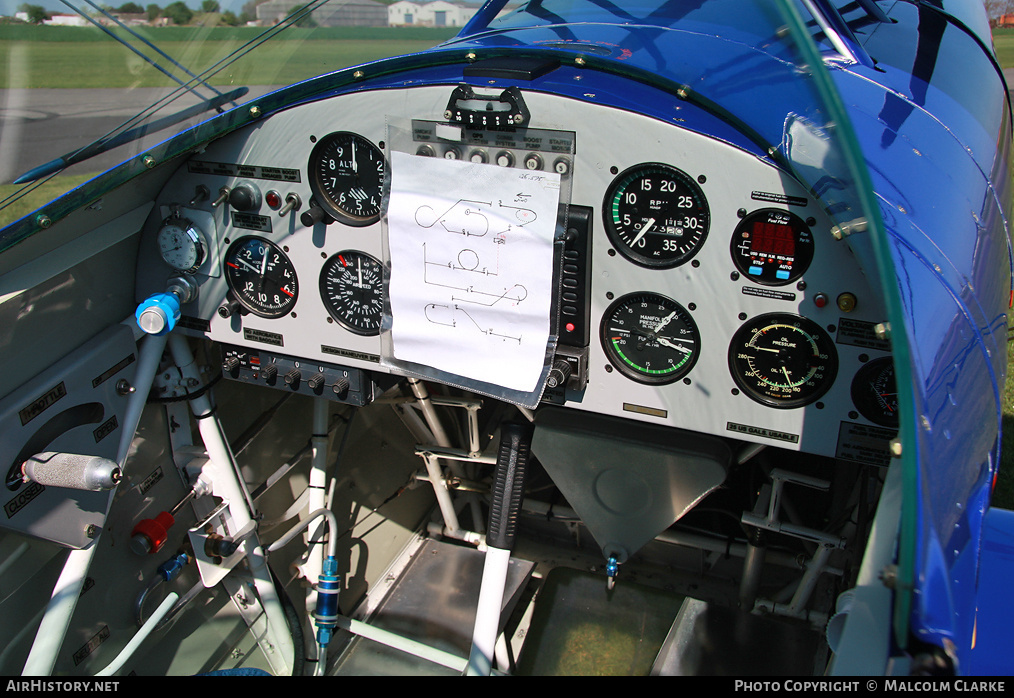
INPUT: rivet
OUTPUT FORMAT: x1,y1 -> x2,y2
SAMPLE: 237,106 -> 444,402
353,70 -> 364,79
248,105 -> 261,118
574,56 -> 586,66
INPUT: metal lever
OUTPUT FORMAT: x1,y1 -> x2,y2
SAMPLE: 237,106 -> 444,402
466,422 -> 534,676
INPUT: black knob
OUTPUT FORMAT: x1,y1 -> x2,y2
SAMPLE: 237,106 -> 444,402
284,368 -> 301,387
300,203 -> 332,228
228,182 -> 261,211
222,356 -> 240,374
546,360 -> 572,389
218,299 -> 243,318
308,373 -> 325,392
262,364 -> 278,383
332,378 -> 350,399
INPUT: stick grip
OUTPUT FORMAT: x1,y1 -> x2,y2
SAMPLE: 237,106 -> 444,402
486,422 -> 534,551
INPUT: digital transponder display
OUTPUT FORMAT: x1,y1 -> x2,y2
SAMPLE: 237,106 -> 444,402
731,209 -> 814,286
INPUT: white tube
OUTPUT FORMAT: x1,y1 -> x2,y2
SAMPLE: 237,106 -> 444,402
305,399 -> 330,624
336,617 -> 467,673
168,334 -> 295,674
23,331 -> 167,676
422,452 -> 462,537
96,592 -> 179,676
466,546 -> 511,676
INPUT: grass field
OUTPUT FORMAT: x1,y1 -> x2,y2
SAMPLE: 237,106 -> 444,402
0,25 -> 458,88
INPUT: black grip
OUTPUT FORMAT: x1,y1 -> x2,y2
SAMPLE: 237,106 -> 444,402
486,422 -> 534,551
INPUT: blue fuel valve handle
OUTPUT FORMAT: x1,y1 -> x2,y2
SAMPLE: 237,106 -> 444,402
136,292 -> 182,336
135,277 -> 198,336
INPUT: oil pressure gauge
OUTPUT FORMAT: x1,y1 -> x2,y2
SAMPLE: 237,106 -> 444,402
157,213 -> 206,273
729,313 -> 838,408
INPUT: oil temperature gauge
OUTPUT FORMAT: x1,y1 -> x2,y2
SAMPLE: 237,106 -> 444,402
600,292 -> 700,384
729,313 -> 838,408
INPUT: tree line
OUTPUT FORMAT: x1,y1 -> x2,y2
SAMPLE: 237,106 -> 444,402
16,1 -> 272,27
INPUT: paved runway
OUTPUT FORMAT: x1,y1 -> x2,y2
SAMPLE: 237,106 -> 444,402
0,85 -> 281,184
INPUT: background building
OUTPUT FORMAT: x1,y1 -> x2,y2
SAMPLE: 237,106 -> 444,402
257,0 -> 388,27
387,1 -> 478,28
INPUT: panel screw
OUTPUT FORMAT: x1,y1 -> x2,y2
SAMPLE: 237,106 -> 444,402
142,155 -> 156,168
353,70 -> 365,79
574,56 -> 586,66
36,214 -> 51,229
248,105 -> 261,118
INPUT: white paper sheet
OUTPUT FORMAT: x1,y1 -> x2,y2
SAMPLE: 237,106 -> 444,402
386,150 -> 561,393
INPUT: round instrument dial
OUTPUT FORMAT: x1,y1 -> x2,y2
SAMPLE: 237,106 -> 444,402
731,209 -> 814,285
600,293 -> 700,384
850,357 -> 898,427
157,215 -> 206,273
603,163 -> 710,268
319,250 -> 384,336
308,131 -> 385,227
729,313 -> 838,408
224,236 -> 299,319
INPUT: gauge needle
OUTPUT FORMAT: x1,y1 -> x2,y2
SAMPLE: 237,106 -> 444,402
231,257 -> 259,274
631,218 -> 655,247
782,367 -> 793,386
754,345 -> 781,353
352,140 -> 358,173
357,257 -> 363,286
657,336 -> 691,354
654,310 -> 676,334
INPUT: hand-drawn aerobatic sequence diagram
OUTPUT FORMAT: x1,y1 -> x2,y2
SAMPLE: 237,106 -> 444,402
386,151 -> 562,393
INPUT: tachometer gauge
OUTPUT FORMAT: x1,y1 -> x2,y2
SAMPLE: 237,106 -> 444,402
157,214 -> 206,273
308,131 -> 385,227
603,163 -> 710,268
224,236 -> 299,318
731,209 -> 814,285
729,313 -> 838,408
850,356 -> 898,427
601,292 -> 700,384
319,250 -> 384,335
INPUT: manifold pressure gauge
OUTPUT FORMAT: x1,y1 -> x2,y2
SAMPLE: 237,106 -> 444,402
157,213 -> 207,273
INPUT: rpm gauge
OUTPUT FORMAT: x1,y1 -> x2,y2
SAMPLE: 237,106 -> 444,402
319,250 -> 384,336
308,131 -> 385,226
603,163 -> 710,268
600,292 -> 700,385
224,236 -> 299,319
729,313 -> 838,408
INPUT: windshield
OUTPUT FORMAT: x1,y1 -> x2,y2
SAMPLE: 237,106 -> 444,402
0,0 -> 467,227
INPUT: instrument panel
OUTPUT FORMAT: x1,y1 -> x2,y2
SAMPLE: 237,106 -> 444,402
135,85 -> 896,465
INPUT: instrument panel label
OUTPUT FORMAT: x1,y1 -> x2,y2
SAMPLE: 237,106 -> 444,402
751,191 -> 808,208
187,160 -> 301,182
741,286 -> 796,302
835,421 -> 895,467
19,382 -> 67,426
4,481 -> 44,519
244,328 -> 284,347
835,318 -> 891,351
73,625 -> 110,666
726,421 -> 800,443
92,354 -> 136,388
321,345 -> 380,363
231,211 -> 272,233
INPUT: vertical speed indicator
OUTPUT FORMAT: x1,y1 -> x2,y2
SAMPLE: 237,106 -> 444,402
603,163 -> 710,268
